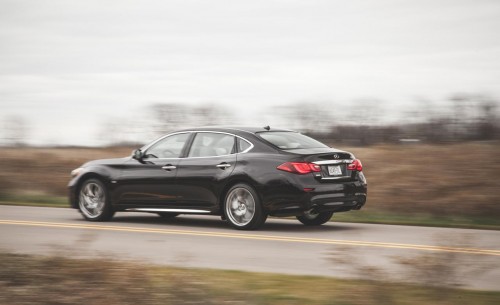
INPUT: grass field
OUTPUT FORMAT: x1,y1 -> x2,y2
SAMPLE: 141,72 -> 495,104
1,252 -> 499,305
0,142 -> 499,229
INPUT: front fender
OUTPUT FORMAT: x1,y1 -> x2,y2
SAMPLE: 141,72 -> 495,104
68,165 -> 118,209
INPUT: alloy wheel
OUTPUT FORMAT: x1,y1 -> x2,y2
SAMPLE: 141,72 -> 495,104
79,181 -> 106,219
225,187 -> 256,227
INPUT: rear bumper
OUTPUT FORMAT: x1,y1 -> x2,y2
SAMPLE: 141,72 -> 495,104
310,191 -> 367,210
262,172 -> 367,217
267,188 -> 367,217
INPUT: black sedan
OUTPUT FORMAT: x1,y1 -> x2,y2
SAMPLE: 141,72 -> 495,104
69,126 -> 367,230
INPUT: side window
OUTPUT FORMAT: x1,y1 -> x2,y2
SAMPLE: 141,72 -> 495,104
145,133 -> 190,158
237,138 -> 252,153
188,133 -> 235,157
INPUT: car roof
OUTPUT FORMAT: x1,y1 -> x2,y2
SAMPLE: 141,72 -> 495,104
176,126 -> 295,135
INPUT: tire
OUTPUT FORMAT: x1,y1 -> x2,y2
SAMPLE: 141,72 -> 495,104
157,212 -> 179,219
224,183 -> 267,230
296,210 -> 333,226
78,178 -> 114,221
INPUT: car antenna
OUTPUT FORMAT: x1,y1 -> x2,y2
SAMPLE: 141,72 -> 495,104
263,125 -> 270,131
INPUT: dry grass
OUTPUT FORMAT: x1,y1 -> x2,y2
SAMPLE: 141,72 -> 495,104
0,142 -> 499,217
1,252 -> 499,305
343,142 -> 500,216
0,147 -> 132,196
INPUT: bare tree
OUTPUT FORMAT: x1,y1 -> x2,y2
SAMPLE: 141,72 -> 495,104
476,97 -> 499,140
2,115 -> 29,146
147,103 -> 237,136
191,104 -> 232,127
149,103 -> 190,135
270,101 -> 335,133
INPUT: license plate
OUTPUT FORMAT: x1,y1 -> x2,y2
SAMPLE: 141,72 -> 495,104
328,165 -> 342,176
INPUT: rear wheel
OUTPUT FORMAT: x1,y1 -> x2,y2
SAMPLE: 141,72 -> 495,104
224,183 -> 267,230
296,210 -> 333,226
78,178 -> 114,221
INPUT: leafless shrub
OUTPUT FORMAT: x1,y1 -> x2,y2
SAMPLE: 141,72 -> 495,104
0,252 -> 158,305
0,251 -> 255,305
0,175 -> 13,199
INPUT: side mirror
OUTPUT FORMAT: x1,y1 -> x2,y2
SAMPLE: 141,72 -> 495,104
132,149 -> 144,160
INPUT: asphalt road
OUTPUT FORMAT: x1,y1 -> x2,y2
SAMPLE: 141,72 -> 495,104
1,205 -> 499,290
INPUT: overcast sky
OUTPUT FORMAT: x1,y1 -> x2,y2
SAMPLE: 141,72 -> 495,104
1,0 -> 499,145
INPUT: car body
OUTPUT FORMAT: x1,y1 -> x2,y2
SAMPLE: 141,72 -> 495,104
69,126 -> 367,229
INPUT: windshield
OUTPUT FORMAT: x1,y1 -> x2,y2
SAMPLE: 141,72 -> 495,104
259,132 -> 328,150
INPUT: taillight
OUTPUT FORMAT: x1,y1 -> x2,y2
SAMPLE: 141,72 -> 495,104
277,162 -> 321,174
347,159 -> 363,171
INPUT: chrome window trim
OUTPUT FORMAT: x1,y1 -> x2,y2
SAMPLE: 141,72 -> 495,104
140,131 -> 192,154
139,130 -> 255,160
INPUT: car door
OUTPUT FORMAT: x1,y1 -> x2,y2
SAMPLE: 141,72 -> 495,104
174,132 -> 237,210
115,132 -> 192,206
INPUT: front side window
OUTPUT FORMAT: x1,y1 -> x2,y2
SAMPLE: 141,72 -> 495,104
188,133 -> 235,157
145,133 -> 190,158
259,132 -> 328,150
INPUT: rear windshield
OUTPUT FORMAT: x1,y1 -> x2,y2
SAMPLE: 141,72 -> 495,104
259,132 -> 328,150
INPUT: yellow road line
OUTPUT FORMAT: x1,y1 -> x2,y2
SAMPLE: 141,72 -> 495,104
1,219 -> 499,256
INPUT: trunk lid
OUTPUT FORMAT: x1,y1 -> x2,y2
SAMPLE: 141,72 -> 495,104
286,148 -> 356,181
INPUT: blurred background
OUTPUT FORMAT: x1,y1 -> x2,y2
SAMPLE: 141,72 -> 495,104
1,1 -> 500,303
1,0 -> 499,147
1,0 -> 499,220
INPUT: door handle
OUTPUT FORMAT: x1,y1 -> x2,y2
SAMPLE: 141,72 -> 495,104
216,163 -> 231,169
161,165 -> 177,171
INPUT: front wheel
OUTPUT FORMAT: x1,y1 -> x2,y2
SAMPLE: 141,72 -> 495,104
296,210 -> 333,226
78,178 -> 114,221
224,183 -> 267,230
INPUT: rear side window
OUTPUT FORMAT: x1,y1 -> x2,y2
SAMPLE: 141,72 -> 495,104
188,133 -> 236,157
259,132 -> 328,150
237,138 -> 252,153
